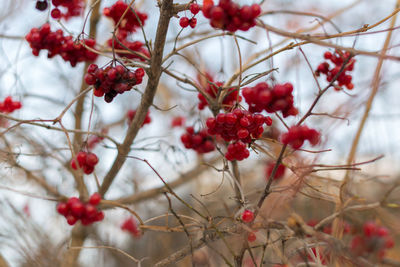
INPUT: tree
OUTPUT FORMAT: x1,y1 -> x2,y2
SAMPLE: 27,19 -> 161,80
0,0 -> 400,266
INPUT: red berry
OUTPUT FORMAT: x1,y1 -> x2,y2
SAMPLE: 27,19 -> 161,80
179,17 -> 190,28
66,215 -> 78,225
250,4 -> 261,17
67,197 -> 80,207
190,3 -> 200,15
247,232 -> 256,242
83,165 -> 94,174
324,51 -> 332,59
85,204 -> 98,219
171,116 -> 185,127
51,8 -> 61,19
89,193 -> 101,206
76,151 -> 87,166
87,64 -> 98,74
86,152 -> 98,166
56,203 -> 69,216
95,211 -> 105,221
363,221 -> 377,237
84,74 -> 96,85
242,209 -> 254,223
189,18 -> 197,28
70,201 -> 85,218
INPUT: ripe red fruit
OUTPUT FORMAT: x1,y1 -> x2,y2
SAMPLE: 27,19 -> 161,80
180,127 -> 215,154
95,211 -> 105,221
103,1 -> 148,33
70,202 -> 85,218
84,74 -> 96,85
66,215 -> 78,225
51,8 -> 61,19
86,152 -> 99,166
76,151 -> 87,166
241,209 -> 254,223
71,151 -> 98,174
121,217 -> 141,238
281,125 -> 320,149
67,197 -> 80,207
83,165 -> 94,175
247,232 -> 256,242
189,3 -> 200,15
324,51 -> 332,59
171,116 -> 185,127
179,17 -> 190,28
85,204 -> 98,219
56,203 -> 69,216
363,221 -> 377,237
89,193 -> 101,206
265,162 -> 286,180
189,18 -> 197,28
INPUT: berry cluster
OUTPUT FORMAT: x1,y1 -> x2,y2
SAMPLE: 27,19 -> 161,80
84,64 -> 145,103
179,3 -> 200,29
126,109 -> 151,127
70,151 -> 99,174
242,82 -> 298,118
25,24 -> 98,67
171,116 -> 185,128
50,0 -> 84,20
103,1 -> 147,33
35,0 -> 48,11
241,209 -> 254,223
197,73 -> 241,110
226,141 -> 249,161
179,17 -> 197,28
0,96 -> 22,113
121,217 -> 141,238
202,0 -> 261,32
180,127 -> 215,154
350,221 -> 394,259
107,31 -> 149,61
315,50 -> 355,90
281,125 -> 320,150
57,194 -> 104,226
206,109 -> 272,143
265,162 -> 286,180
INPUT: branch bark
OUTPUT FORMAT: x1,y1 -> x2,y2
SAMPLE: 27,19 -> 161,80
99,0 -> 174,196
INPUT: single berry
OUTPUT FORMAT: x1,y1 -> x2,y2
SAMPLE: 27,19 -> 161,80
51,8 -> 61,19
363,221 -> 377,237
35,0 -> 48,11
179,17 -> 190,28
89,193 -> 102,206
242,209 -> 254,223
189,18 -> 197,28
56,203 -> 69,216
190,3 -> 200,15
247,232 -> 257,242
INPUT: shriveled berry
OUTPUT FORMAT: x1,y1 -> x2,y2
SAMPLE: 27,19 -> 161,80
35,1 -> 48,11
